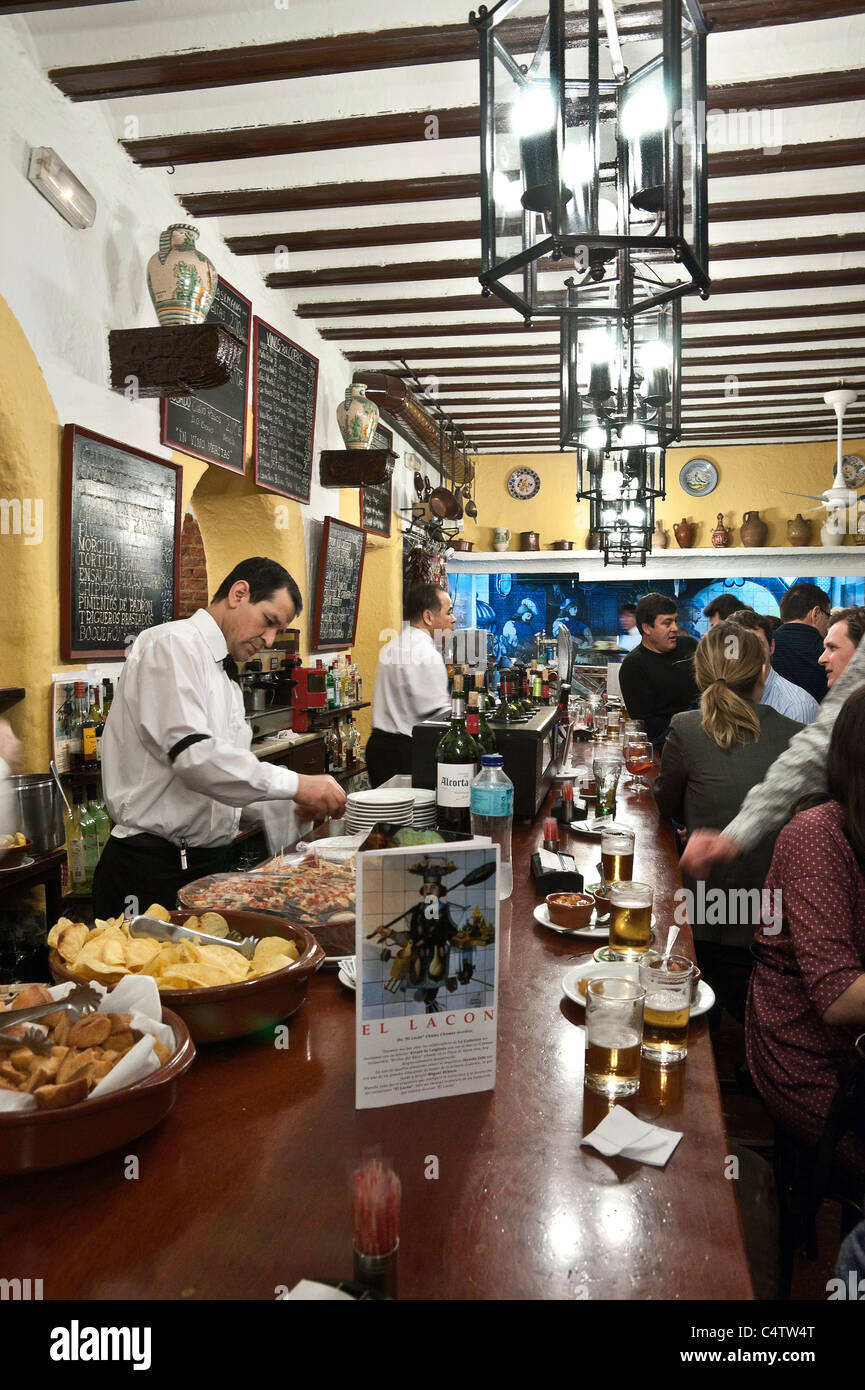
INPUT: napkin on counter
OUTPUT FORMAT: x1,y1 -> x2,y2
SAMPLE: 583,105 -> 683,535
284,1280 -> 356,1301
581,1105 -> 682,1167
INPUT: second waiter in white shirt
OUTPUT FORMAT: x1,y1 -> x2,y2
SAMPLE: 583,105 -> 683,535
93,557 -> 346,918
366,584 -> 455,787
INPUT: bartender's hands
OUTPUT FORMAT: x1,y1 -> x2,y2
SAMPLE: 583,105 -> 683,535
680,828 -> 740,878
294,773 -> 347,821
0,720 -> 23,773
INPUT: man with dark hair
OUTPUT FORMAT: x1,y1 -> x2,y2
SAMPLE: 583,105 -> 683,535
771,581 -> 831,702
93,556 -> 345,917
730,609 -> 819,725
819,606 -> 865,690
618,604 -> 640,652
618,592 -> 699,744
703,594 -> 749,626
367,584 -> 455,786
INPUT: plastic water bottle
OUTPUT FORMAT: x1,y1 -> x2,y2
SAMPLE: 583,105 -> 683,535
470,754 -> 514,899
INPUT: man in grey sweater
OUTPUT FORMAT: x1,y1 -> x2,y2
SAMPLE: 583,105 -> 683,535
681,637 -> 865,879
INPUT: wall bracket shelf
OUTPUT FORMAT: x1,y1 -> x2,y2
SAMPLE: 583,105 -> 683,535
319,450 -> 395,487
108,324 -> 245,398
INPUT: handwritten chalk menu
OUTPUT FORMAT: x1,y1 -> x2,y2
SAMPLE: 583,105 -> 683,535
360,423 -> 394,538
311,517 -> 366,651
61,425 -> 181,659
160,278 -> 251,473
253,316 -> 319,502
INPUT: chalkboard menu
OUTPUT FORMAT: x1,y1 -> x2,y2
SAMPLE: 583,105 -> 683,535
311,517 -> 367,651
253,316 -> 319,502
360,423 -> 395,538
160,278 -> 251,473
61,425 -> 182,659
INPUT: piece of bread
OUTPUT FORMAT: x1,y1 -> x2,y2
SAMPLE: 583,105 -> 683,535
33,1077 -> 89,1110
68,1014 -> 112,1048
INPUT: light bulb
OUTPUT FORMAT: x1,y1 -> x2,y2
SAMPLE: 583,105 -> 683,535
638,339 -> 672,371
512,83 -> 556,139
620,86 -> 667,140
626,505 -> 646,526
583,426 -> 607,449
493,170 -> 524,215
601,473 -> 623,499
583,329 -> 614,366
621,424 -> 646,446
561,141 -> 594,190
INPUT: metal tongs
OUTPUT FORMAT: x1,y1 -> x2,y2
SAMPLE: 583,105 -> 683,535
0,981 -> 101,1054
127,914 -> 258,960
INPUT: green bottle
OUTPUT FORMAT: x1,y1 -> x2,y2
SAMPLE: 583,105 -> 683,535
435,675 -> 480,834
472,691 -> 498,755
87,798 -> 111,854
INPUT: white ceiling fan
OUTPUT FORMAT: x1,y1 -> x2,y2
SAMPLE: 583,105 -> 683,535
771,388 -> 863,539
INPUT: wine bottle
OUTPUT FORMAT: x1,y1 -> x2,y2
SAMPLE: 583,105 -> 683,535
65,787 -> 87,895
475,691 -> 498,755
435,675 -> 479,833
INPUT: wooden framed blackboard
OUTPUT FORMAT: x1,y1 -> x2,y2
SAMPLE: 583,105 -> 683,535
61,425 -> 182,660
311,517 -> 367,651
160,278 -> 251,473
252,316 -> 319,502
360,423 -> 394,538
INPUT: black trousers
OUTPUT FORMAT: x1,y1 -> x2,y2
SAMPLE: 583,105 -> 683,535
366,729 -> 413,788
91,833 -> 233,920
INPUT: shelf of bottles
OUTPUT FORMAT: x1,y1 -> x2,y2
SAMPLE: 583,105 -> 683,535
304,701 -> 370,724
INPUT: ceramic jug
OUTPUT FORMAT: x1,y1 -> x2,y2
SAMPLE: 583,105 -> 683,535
740,510 -> 768,547
336,383 -> 380,450
492,527 -> 512,551
711,513 -> 731,548
673,518 -> 695,549
146,223 -> 217,326
786,513 -> 812,546
653,521 -> 669,549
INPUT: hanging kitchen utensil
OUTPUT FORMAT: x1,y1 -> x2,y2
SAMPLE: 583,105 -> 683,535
414,471 -> 425,498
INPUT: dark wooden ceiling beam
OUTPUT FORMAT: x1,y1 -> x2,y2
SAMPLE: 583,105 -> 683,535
323,312 -> 865,343
710,191 -> 865,223
181,175 -> 481,218
344,344 -> 861,366
710,68 -> 865,112
48,1 -> 858,99
710,137 -> 864,180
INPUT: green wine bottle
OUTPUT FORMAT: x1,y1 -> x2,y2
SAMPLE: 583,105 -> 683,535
435,675 -> 480,834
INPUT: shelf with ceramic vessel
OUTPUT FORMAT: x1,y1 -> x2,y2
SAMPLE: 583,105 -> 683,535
446,547 -> 865,580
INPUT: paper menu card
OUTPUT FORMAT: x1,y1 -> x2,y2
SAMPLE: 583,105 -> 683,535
355,840 -> 499,1110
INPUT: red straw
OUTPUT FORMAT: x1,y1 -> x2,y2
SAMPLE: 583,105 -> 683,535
351,1157 -> 401,1256
543,818 -> 559,843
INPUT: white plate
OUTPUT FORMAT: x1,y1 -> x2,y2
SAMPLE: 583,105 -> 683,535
568,818 -> 630,839
562,963 -> 716,1018
533,902 -> 608,939
0,856 -> 34,872
338,967 -> 356,992
347,790 -> 415,807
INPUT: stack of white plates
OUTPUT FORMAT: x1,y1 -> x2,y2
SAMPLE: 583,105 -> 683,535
345,788 -> 415,834
410,789 -> 437,828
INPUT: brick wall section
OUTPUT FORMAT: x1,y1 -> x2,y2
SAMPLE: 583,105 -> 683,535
178,512 -> 209,619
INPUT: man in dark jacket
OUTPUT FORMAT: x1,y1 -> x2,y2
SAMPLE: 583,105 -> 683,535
771,581 -> 831,702
618,592 -> 699,745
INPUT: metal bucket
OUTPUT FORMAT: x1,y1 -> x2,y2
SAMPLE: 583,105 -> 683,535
8,774 -> 66,853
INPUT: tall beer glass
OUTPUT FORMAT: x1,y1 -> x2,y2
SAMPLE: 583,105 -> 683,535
601,827 -> 635,884
585,977 -> 645,1096
608,880 -> 654,959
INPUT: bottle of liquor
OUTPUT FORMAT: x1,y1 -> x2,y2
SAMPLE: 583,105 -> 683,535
82,687 -> 100,766
541,667 -> 552,704
325,663 -> 336,709
76,795 -> 100,892
67,681 -> 87,770
345,713 -> 359,770
471,690 -> 498,755
346,663 -> 357,703
55,682 -> 75,774
65,787 -> 87,895
101,678 -> 114,718
435,675 -> 479,833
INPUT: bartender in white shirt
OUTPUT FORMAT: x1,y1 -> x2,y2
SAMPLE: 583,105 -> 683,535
92,557 -> 346,918
366,583 -> 455,787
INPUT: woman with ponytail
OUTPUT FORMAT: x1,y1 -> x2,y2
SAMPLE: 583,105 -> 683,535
654,620 -> 802,1025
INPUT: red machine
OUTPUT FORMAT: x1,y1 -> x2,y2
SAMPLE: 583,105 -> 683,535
290,664 -> 328,731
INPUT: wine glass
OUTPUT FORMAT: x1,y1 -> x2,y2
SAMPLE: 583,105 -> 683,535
624,736 -> 653,792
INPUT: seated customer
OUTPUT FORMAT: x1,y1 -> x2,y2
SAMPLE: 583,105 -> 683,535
730,609 -> 819,725
747,687 -> 865,1180
819,606 -> 865,693
618,592 -> 698,746
772,582 -> 831,703
653,621 -> 802,1024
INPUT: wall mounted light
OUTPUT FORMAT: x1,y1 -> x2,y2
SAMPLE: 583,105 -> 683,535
27,147 -> 96,229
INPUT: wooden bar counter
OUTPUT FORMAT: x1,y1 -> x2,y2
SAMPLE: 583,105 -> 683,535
0,759 -> 753,1301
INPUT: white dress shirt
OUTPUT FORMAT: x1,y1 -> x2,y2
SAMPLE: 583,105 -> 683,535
102,609 -> 299,847
761,665 -> 820,725
372,624 -> 450,736
618,628 -> 641,652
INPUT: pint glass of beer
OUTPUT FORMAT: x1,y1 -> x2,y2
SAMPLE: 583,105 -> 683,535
638,953 -> 693,1064
601,827 -> 635,884
584,977 -> 645,1096
607,880 -> 654,958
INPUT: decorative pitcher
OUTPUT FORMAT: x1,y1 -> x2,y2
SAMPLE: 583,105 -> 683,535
653,520 -> 669,549
336,383 -> 380,450
673,518 -> 696,549
740,510 -> 768,547
711,513 -> 731,548
146,224 -> 217,326
492,526 -> 511,551
786,513 -> 812,547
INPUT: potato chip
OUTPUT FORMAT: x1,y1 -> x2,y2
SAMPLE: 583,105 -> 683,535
200,912 -> 229,938
143,903 -> 171,922
55,922 -> 89,963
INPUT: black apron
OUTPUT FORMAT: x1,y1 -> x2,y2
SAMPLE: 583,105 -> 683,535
91,833 -> 233,920
365,729 -> 413,788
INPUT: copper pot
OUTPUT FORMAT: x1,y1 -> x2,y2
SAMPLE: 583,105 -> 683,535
551,540 -> 574,550
451,538 -> 474,552
429,486 -> 463,521
519,531 -> 540,550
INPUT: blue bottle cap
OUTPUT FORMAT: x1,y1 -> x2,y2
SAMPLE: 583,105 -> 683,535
481,754 -> 504,766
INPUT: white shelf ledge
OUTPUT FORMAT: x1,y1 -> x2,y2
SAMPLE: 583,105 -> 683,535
446,546 -> 865,580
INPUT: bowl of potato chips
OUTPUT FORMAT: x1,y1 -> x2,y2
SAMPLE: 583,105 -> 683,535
0,983 -> 195,1176
48,907 -> 325,1044
0,833 -> 32,869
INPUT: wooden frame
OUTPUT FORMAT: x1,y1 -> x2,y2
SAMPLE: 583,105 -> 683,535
252,315 -> 318,503
61,424 -> 182,660
160,276 -> 251,473
310,516 -> 366,652
360,424 -> 394,538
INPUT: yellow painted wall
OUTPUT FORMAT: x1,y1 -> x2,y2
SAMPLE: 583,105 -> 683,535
460,438 -> 865,552
338,485 -> 404,744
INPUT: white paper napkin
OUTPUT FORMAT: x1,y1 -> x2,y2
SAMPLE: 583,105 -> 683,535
581,1105 -> 682,1167
284,1279 -> 356,1301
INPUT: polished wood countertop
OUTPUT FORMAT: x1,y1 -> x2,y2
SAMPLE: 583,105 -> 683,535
1,749 -> 752,1301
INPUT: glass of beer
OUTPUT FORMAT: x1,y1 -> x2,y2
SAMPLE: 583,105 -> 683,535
601,827 -> 635,884
584,977 -> 645,1096
638,953 -> 694,1064
607,880 -> 654,959
624,736 -> 653,791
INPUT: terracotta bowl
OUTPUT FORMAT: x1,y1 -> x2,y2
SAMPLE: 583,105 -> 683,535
50,910 -> 325,1045
0,1006 -> 194,1177
585,883 -> 611,919
546,892 -> 595,930
0,838 -> 33,869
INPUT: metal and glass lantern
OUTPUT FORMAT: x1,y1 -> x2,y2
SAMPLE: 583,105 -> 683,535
471,0 -> 710,321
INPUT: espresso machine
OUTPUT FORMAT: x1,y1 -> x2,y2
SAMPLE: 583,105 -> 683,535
290,666 -> 328,731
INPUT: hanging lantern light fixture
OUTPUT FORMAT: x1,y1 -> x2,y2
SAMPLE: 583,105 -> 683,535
470,0 -> 710,322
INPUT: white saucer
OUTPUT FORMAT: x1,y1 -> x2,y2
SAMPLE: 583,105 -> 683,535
0,856 -> 34,872
533,902 -> 608,939
568,819 -> 630,839
562,962 -> 716,1018
338,966 -> 356,992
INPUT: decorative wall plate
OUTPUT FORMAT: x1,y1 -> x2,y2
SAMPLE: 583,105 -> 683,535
679,458 -> 718,496
507,467 -> 541,500
841,454 -> 865,488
